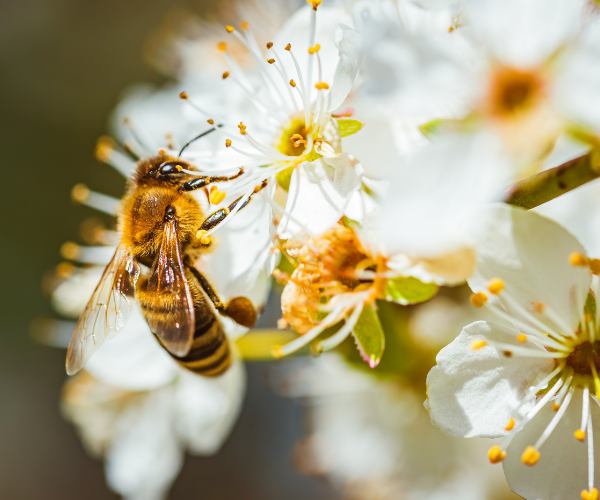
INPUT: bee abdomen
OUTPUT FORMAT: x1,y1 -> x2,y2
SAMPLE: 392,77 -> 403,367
174,317 -> 231,376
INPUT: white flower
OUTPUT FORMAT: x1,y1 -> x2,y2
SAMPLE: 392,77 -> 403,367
62,361 -> 245,500
425,204 -> 600,499
271,354 -> 515,500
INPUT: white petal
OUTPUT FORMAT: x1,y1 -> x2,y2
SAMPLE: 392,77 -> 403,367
85,307 -> 180,391
174,358 -> 246,455
467,0 -> 582,68
106,388 -> 182,500
328,24 -> 363,112
278,156 -> 363,239
370,133 -> 508,258
468,204 -> 591,330
503,390 -> 600,500
425,321 -> 554,438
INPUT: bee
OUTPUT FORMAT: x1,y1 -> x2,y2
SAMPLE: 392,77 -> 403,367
66,145 -> 265,377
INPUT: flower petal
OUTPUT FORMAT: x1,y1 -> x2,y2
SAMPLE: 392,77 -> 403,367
503,390 -> 600,500
425,321 -> 554,438
174,358 -> 246,455
328,24 -> 363,112
85,307 -> 180,391
278,156 -> 363,239
468,204 -> 591,330
106,388 -> 183,500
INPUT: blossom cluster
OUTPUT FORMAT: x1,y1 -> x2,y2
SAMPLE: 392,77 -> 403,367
43,0 -> 600,498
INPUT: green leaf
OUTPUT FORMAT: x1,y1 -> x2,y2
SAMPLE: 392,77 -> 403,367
384,277 -> 438,305
337,118 -> 364,138
351,303 -> 385,368
419,118 -> 455,138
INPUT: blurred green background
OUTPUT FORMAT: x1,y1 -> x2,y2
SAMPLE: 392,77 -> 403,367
0,0 -> 337,498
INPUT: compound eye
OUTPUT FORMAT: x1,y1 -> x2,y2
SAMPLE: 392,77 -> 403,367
158,161 -> 184,176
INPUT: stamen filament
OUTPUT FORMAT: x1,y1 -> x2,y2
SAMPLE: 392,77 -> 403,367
582,387 -> 591,433
499,293 -> 568,341
315,302 -> 364,352
588,411 -> 595,493
535,386 -> 575,449
489,341 -> 567,358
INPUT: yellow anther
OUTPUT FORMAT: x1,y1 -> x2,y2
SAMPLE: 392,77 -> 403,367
505,418 -> 515,431
200,234 -> 212,245
552,402 -> 561,411
449,26 -> 455,32
307,0 -> 321,10
582,488 -> 600,500
210,189 -> 226,205
521,446 -> 540,466
196,229 -> 207,240
290,134 -> 307,148
534,302 -> 545,313
56,262 -> 76,279
179,91 -> 188,99
277,318 -> 288,329
217,42 -> 227,52
60,242 -> 81,261
158,149 -> 166,155
470,292 -> 488,308
240,21 -> 249,30
488,278 -> 505,295
570,252 -> 588,267
488,446 -> 506,464
225,25 -> 234,33
266,42 -> 273,49
289,79 -> 296,87
272,346 -> 284,359
207,119 -> 215,125
222,71 -> 230,79
71,183 -> 90,203
590,258 -> 600,275
471,339 -> 487,351
517,334 -> 527,343
225,139 -> 232,147
285,43 -> 291,51
308,44 -> 321,54
94,136 -> 114,162
267,58 -> 275,64
585,313 -> 593,323
238,122 -> 247,135
315,82 -> 329,90
575,429 -> 586,442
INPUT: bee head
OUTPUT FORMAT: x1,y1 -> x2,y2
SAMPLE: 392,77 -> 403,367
135,154 -> 199,186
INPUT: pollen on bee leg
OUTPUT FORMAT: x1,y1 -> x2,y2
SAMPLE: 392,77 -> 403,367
471,338 -> 487,351
575,429 -> 586,442
209,187 -> 226,205
521,446 -> 540,466
488,446 -> 506,464
488,278 -> 505,295
470,292 -> 488,308
570,252 -> 589,267
582,488 -> 600,500
196,230 -> 212,245
505,418 -> 515,431
71,183 -> 90,203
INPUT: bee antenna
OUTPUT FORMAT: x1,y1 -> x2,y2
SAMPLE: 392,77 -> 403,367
178,125 -> 223,157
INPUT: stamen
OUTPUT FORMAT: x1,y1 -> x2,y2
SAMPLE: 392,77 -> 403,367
489,341 -> 567,358
589,259 -> 600,275
580,387 -> 591,437
217,42 -> 227,51
590,357 -> 600,396
571,252 -> 589,267
209,186 -> 226,205
517,334 -> 528,342
272,304 -> 348,358
61,243 -> 115,265
71,184 -> 120,216
308,44 -> 321,54
266,42 -> 273,49
471,339 -> 487,350
521,446 -> 541,466
488,278 -> 505,295
315,82 -> 329,90
315,302 -> 366,353
225,25 -> 234,33
587,411 -> 595,495
287,47 -> 311,130
225,139 -> 232,147
289,79 -> 296,87
470,292 -> 488,307
222,71 -> 230,79
505,418 -> 515,431
582,489 -> 599,500
240,21 -> 249,30
488,445 -> 506,464
94,137 -> 135,176
267,58 -> 275,64
535,386 -> 575,450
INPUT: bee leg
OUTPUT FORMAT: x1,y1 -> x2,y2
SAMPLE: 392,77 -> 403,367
200,180 -> 268,231
186,263 -> 257,328
179,168 -> 245,192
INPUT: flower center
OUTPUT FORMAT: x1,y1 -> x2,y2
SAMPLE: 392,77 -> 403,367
275,115 -> 309,157
565,341 -> 600,376
488,66 -> 543,116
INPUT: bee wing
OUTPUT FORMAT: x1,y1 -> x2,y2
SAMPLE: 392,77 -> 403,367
145,218 -> 195,357
66,245 -> 140,375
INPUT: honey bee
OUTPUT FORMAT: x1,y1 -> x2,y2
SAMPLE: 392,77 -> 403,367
66,149 -> 265,377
